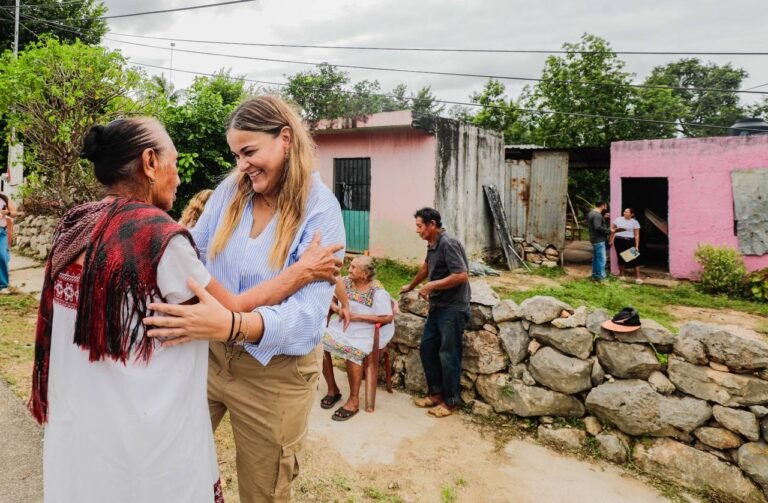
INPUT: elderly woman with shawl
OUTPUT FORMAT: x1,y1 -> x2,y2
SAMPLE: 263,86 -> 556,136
31,118 -> 341,503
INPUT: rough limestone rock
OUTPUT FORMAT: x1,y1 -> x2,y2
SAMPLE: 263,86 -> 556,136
674,328 -> 709,365
586,308 -> 614,341
709,362 -> 730,372
584,416 -> 602,436
713,405 -> 761,442
508,363 -> 526,380
521,367 -> 537,386
591,359 -> 605,386
498,321 -> 529,365
552,306 -> 587,329
469,280 -> 501,307
392,313 -> 425,348
493,300 -> 521,323
519,296 -> 574,325
468,304 -> 494,330
475,374 -> 585,417
752,406 -> 768,419
596,431 -> 630,464
615,319 -> 676,352
693,426 -> 744,450
648,371 -> 676,395
403,351 -> 427,394
398,291 -> 429,317
677,322 -> 768,371
595,340 -> 661,379
738,442 -> 768,499
633,438 -> 766,503
529,325 -> 593,359
763,418 -> 768,442
472,400 -> 494,418
668,357 -> 768,407
585,380 -> 711,438
537,425 -> 586,452
528,347 -> 593,394
462,330 -> 508,374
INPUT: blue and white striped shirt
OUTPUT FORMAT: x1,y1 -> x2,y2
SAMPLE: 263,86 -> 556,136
191,172 -> 346,365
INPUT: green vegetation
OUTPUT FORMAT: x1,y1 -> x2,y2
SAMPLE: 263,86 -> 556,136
440,485 -> 458,503
372,258 -> 419,298
694,244 -> 747,297
528,266 -> 567,278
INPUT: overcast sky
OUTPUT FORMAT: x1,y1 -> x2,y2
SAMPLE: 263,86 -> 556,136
100,0 -> 768,109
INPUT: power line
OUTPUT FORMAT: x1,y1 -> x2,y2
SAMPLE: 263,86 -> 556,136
744,81 -> 768,92
15,0 -> 258,21
0,0 -> 88,9
105,31 -> 768,57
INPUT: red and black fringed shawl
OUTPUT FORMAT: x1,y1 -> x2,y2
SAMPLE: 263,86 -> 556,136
30,198 -> 194,424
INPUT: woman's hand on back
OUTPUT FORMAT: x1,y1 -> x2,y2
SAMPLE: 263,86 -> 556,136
298,232 -> 344,284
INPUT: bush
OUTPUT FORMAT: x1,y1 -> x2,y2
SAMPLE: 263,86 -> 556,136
744,268 -> 768,303
693,244 -> 746,296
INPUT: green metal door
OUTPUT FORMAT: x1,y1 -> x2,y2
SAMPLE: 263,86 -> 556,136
334,158 -> 371,252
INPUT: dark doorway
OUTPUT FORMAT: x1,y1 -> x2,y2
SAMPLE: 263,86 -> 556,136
620,177 -> 669,272
334,158 -> 371,252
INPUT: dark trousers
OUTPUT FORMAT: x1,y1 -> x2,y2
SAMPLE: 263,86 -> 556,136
420,307 -> 469,407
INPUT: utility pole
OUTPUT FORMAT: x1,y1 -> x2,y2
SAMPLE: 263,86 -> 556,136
169,42 -> 175,87
5,0 -> 24,198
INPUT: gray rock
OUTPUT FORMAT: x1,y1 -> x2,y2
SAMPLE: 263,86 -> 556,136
584,416 -> 602,436
492,299 -> 521,323
522,320 -> 531,331
738,442 -> 768,499
483,324 -> 498,335
674,331 -> 709,365
540,416 -> 554,424
529,325 -> 593,359
709,361 -> 730,372
519,296 -> 574,325
460,388 -> 476,404
462,330 -> 509,374
668,357 -> 768,407
469,280 -> 501,307
633,438 -> 766,503
552,306 -> 588,329
595,340 -> 661,379
616,319 -> 676,352
585,380 -> 711,438
713,405 -> 761,442
398,290 -> 429,317
475,374 -> 585,417
529,347 -> 593,394
648,371 -> 676,395
508,363 -> 526,380
403,351 -> 427,394
521,367 -> 537,386
468,304 -> 494,330
586,308 -> 615,340
678,322 -> 768,372
762,418 -> 768,442
460,373 -> 475,390
391,313 -> 425,348
498,321 -> 529,365
753,406 -> 768,419
537,425 -> 586,452
591,359 -> 606,386
596,431 -> 630,464
693,426 -> 743,450
472,400 -> 494,418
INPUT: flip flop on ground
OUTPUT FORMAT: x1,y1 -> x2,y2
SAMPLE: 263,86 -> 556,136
331,406 -> 359,421
320,393 -> 342,409
427,404 -> 454,418
413,396 -> 441,408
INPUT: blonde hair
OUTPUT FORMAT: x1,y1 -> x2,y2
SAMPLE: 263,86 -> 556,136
209,95 -> 315,268
179,189 -> 213,228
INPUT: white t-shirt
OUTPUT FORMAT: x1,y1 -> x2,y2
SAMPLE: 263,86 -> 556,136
613,217 -> 640,239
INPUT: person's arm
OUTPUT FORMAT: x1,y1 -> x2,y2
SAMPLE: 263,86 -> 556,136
332,276 -> 351,329
351,289 -> 394,325
634,225 -> 641,249
400,261 -> 428,294
418,272 -> 469,300
418,239 -> 469,300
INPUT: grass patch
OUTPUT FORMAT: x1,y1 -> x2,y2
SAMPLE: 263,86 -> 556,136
373,258 -> 419,298
440,485 -> 458,503
0,293 -> 39,398
528,265 -> 567,278
497,277 -> 768,329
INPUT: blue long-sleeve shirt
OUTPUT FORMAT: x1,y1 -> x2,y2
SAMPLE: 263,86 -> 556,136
191,172 -> 346,365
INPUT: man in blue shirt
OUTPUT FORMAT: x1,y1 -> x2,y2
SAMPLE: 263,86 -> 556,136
401,207 -> 470,418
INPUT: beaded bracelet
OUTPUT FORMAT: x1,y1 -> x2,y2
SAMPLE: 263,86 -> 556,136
226,311 -> 235,343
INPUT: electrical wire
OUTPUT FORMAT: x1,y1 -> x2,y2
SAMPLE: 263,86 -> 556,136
1,0 -> 258,21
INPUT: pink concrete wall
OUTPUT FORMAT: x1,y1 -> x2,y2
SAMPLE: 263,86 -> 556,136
314,129 -> 437,262
611,135 -> 768,279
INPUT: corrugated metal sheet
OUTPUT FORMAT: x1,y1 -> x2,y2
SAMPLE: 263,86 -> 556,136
732,168 -> 768,255
504,159 -> 530,238
525,151 -> 569,249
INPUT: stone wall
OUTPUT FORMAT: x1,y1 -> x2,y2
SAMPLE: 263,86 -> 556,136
393,281 -> 768,502
12,215 -> 58,259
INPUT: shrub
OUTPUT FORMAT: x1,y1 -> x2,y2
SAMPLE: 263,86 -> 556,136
744,268 -> 768,303
693,244 -> 746,296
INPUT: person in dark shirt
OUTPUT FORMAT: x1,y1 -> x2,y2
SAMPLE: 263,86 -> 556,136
587,201 -> 610,281
400,207 -> 470,418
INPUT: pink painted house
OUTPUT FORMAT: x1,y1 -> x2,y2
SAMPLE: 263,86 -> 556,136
312,111 -> 505,262
610,135 -> 768,279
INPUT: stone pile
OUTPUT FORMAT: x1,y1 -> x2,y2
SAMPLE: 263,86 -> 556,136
513,239 -> 560,268
392,280 -> 768,502
12,215 -> 58,259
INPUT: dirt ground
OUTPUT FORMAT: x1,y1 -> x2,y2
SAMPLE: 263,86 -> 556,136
668,305 -> 768,333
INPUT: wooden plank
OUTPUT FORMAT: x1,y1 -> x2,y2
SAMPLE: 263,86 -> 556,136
483,184 -> 527,270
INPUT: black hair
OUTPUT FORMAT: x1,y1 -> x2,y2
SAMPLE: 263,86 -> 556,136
0,193 -> 8,206
414,207 -> 442,228
595,201 -> 608,208
625,207 -> 636,216
80,119 -> 163,186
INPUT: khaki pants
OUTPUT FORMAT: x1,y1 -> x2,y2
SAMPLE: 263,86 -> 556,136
208,342 -> 319,503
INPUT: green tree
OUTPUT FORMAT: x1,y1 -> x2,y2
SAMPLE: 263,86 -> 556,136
0,0 -> 107,53
146,74 -> 184,104
467,79 -> 533,143
409,85 -> 445,116
644,58 -> 748,136
283,63 -> 350,126
0,38 -> 146,214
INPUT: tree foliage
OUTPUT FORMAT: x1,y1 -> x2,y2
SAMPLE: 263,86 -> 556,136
0,38 -> 146,214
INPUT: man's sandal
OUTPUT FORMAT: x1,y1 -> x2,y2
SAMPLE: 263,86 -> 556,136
427,404 -> 454,418
413,396 -> 440,408
331,406 -> 359,421
320,393 -> 342,409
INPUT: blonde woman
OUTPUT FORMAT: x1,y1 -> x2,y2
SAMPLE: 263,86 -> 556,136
145,96 -> 345,503
179,189 -> 213,228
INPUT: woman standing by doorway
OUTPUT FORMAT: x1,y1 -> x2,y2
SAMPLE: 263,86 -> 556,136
611,207 -> 642,284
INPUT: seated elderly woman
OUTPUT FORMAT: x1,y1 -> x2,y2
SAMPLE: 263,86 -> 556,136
321,256 -> 394,421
